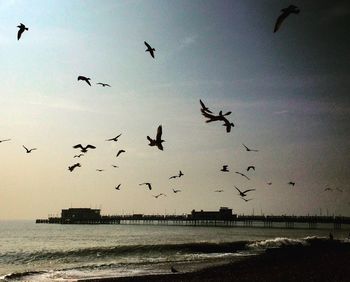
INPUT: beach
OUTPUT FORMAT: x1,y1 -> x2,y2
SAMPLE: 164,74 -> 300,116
81,240 -> 350,282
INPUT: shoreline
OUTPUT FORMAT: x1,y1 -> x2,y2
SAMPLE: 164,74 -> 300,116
79,240 -> 350,282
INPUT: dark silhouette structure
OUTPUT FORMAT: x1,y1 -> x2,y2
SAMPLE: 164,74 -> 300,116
139,182 -> 152,190
116,149 -> 126,157
199,99 -> 212,113
147,125 -> 164,151
115,184 -> 121,190
144,41 -> 155,58
234,186 -> 255,197
274,5 -> 300,33
106,134 -> 122,142
96,82 -> 111,87
221,165 -> 229,172
73,144 -> 96,153
242,144 -> 258,152
23,145 -> 37,153
17,23 -> 28,40
0,139 -> 11,143
68,163 -> 81,172
235,171 -> 250,180
247,166 -> 255,171
77,76 -> 91,86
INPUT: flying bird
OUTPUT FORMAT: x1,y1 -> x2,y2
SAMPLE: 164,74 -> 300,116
115,184 -> 121,190
144,41 -> 155,58
147,125 -> 164,151
139,182 -> 152,190
172,189 -> 181,193
111,165 -> 119,168
234,186 -> 255,197
235,171 -> 250,180
106,134 -> 122,142
214,190 -> 224,192
96,169 -> 104,172
77,76 -> 91,86
169,175 -> 178,179
242,144 -> 259,152
247,166 -> 255,171
0,139 -> 11,143
23,145 -> 37,153
68,163 -> 81,172
267,182 -> 273,186
17,23 -> 28,40
116,150 -> 126,157
178,170 -> 184,177
96,82 -> 111,87
274,5 -> 300,33
73,144 -> 96,153
221,165 -> 229,172
288,181 -> 295,186
199,99 -> 212,113
241,197 -> 253,202
153,193 -> 166,198
201,109 -> 234,132
74,154 -> 84,158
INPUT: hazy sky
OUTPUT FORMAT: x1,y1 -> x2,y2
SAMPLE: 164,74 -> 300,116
0,0 -> 349,220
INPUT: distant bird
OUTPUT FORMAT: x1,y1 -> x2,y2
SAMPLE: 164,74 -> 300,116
68,163 -> 81,172
235,171 -> 250,180
214,190 -> 224,192
96,82 -> 111,87
0,139 -> 11,143
172,189 -> 181,193
74,154 -> 84,158
169,175 -> 178,179
267,182 -> 273,186
144,41 -> 155,58
274,5 -> 300,33
139,182 -> 152,190
221,165 -> 229,172
247,166 -> 255,171
111,165 -> 119,168
73,144 -> 96,153
288,181 -> 295,186
242,144 -> 258,152
77,76 -> 91,86
234,186 -> 255,197
115,184 -> 121,190
178,170 -> 184,177
199,99 -> 212,113
324,187 -> 333,192
106,134 -> 122,142
17,23 -> 28,40
171,266 -> 179,273
116,150 -> 126,157
201,109 -> 234,132
241,197 -> 253,202
147,125 -> 164,151
96,169 -> 104,172
23,145 -> 37,154
221,117 -> 235,133
153,193 -> 166,198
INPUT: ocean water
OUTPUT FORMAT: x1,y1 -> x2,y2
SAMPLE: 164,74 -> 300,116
0,221 -> 349,281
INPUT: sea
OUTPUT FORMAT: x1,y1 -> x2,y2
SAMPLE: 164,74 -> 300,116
0,221 -> 349,281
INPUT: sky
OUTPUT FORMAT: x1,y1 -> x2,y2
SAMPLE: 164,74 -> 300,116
0,0 -> 349,220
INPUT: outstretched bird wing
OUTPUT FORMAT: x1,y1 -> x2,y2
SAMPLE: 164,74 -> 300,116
86,145 -> 96,149
116,150 -> 125,157
144,41 -> 152,49
199,99 -> 212,113
274,11 -> 289,33
73,144 -> 83,149
156,125 -> 162,142
243,189 -> 255,194
234,186 -> 243,194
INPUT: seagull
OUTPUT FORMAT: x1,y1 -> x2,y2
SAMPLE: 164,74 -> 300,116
247,166 -> 255,171
17,23 -> 28,40
23,145 -> 37,153
96,169 -> 104,172
178,170 -> 184,177
241,197 -> 253,202
106,134 -> 122,142
0,139 -> 11,143
68,163 -> 81,172
73,144 -> 96,153
199,99 -> 212,113
96,82 -> 111,87
171,266 -> 179,273
144,41 -> 155,58
139,182 -> 152,190
74,154 -> 84,158
214,190 -> 224,192
234,186 -> 255,197
169,175 -> 178,179
115,184 -> 121,190
288,181 -> 295,186
274,5 -> 300,33
77,76 -> 91,86
235,171 -> 250,180
221,165 -> 229,172
111,165 -> 119,168
172,189 -> 181,193
147,125 -> 164,151
116,150 -> 126,157
242,144 -> 259,152
153,193 -> 166,198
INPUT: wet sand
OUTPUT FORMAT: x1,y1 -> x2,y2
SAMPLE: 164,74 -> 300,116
80,240 -> 350,282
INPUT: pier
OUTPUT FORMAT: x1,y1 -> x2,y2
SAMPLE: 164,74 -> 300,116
36,207 -> 350,230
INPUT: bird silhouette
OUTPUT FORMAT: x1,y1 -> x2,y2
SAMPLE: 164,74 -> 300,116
73,144 -> 96,153
115,184 -> 121,190
96,169 -> 104,172
234,186 -> 255,197
242,144 -> 259,152
0,139 -> 11,143
116,150 -> 126,157
247,166 -> 255,171
274,5 -> 300,33
201,109 -> 234,132
106,134 -> 122,142
215,189 -> 224,192
68,163 -> 81,172
139,182 -> 152,190
144,41 -> 155,58
178,170 -> 184,177
288,181 -> 295,186
169,175 -> 178,179
267,182 -> 273,186
77,76 -> 91,86
96,82 -> 111,87
23,145 -> 37,153
153,193 -> 166,198
111,165 -> 119,168
221,165 -> 229,172
235,171 -> 250,180
17,23 -> 28,40
74,154 -> 84,158
147,125 -> 164,151
172,189 -> 181,193
241,197 -> 253,202
199,99 -> 212,113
